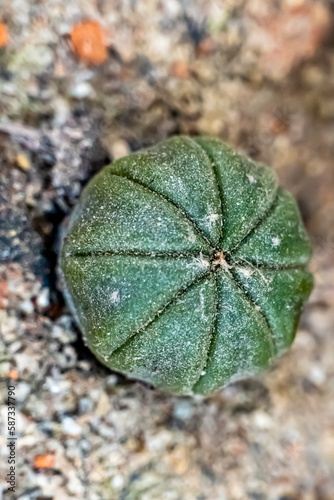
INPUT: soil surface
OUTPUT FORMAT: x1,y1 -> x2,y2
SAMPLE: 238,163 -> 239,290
0,1 -> 334,499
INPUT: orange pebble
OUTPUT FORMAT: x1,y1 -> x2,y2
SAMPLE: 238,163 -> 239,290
170,60 -> 190,79
195,37 -> 215,57
8,369 -> 18,379
70,20 -> 107,65
0,281 -> 8,307
34,455 -> 55,468
0,21 -> 8,47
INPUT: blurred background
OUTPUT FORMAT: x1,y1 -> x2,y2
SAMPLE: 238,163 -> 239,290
0,1 -> 333,499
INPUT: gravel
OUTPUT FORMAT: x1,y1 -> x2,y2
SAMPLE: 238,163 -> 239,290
0,0 -> 333,498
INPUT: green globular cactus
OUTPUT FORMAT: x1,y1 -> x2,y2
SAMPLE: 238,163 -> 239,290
59,136 -> 313,396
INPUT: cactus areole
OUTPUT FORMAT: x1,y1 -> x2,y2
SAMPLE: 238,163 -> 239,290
59,136 -> 313,395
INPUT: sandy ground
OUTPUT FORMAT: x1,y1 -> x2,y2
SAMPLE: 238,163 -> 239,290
0,1 -> 334,499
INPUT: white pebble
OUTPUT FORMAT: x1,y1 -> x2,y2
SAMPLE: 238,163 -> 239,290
62,417 -> 82,436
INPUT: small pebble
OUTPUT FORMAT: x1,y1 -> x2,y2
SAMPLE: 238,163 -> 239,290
62,416 -> 82,436
36,287 -> 50,310
71,82 -> 95,99
19,300 -> 34,315
173,400 -> 193,420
